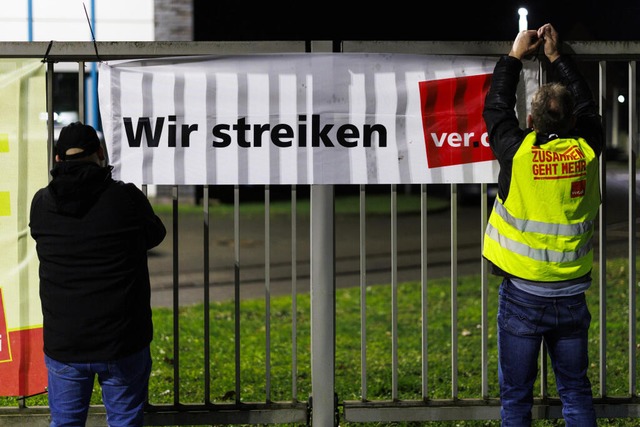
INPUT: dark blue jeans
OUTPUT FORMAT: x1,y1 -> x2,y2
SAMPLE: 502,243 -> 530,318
45,346 -> 151,427
497,279 -> 596,427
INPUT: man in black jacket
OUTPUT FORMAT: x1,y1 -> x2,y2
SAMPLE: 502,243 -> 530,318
482,24 -> 603,426
29,122 -> 166,427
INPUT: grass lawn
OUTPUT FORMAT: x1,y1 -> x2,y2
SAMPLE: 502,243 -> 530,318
4,192 -> 639,426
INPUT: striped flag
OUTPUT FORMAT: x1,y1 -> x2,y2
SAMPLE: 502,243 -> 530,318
98,53 -> 538,185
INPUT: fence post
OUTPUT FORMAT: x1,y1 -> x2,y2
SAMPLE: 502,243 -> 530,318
310,184 -> 336,426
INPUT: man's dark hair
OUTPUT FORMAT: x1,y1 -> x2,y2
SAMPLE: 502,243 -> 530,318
530,82 -> 575,136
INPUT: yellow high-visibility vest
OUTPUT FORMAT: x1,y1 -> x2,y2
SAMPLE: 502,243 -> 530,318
483,131 -> 600,282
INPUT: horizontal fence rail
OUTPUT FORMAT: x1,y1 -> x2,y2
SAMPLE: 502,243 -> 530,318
0,40 -> 638,426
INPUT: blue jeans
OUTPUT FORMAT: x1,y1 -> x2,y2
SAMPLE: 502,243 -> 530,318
497,279 -> 596,427
45,346 -> 151,427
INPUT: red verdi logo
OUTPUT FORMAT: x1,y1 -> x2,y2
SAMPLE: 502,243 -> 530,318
419,73 -> 494,168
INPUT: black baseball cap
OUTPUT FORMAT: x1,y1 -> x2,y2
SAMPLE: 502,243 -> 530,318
56,122 -> 101,161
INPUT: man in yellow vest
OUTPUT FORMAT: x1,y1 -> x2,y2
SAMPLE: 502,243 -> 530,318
483,23 -> 603,426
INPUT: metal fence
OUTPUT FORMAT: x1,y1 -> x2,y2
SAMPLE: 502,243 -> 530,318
2,40 -> 639,426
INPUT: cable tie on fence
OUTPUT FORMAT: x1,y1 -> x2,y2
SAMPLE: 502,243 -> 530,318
42,40 -> 54,63
82,2 -> 102,63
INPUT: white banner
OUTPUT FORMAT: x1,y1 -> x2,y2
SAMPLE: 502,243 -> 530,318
98,53 -> 539,185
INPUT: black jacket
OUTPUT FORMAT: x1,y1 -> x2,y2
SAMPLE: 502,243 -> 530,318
483,54 -> 604,204
29,161 -> 166,362
482,54 -> 604,281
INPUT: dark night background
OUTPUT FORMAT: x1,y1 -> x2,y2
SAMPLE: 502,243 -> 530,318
193,0 -> 640,42
190,0 -> 638,204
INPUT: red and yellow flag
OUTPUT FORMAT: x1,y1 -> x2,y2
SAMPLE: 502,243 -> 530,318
0,58 -> 48,396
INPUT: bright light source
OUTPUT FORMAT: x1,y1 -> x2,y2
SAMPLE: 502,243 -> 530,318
518,8 -> 528,32
618,94 -> 626,103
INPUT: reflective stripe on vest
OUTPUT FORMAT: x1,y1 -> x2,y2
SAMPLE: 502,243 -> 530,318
491,199 -> 595,237
485,221 -> 593,264
482,131 -> 600,281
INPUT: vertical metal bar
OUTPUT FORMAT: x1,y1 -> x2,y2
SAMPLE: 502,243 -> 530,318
310,184 -> 335,427
481,184 -> 489,398
46,61 -> 54,170
88,0 -> 99,129
291,185 -> 298,402
540,335 -> 548,397
391,184 -> 398,400
27,0 -> 33,41
291,185 -> 298,401
359,185 -> 367,401
172,185 -> 180,405
450,184 -> 458,398
203,185 -> 211,405
15,48 -> 33,410
627,60 -> 637,396
421,184 -> 429,399
265,185 -> 272,401
598,60 -> 608,397
234,185 -> 241,403
78,62 -> 85,122
537,59 -> 549,400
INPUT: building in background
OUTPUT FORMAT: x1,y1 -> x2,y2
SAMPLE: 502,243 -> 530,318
0,0 -> 192,129
1,1 -> 633,204
0,0 -> 193,200
0,0 -> 192,42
